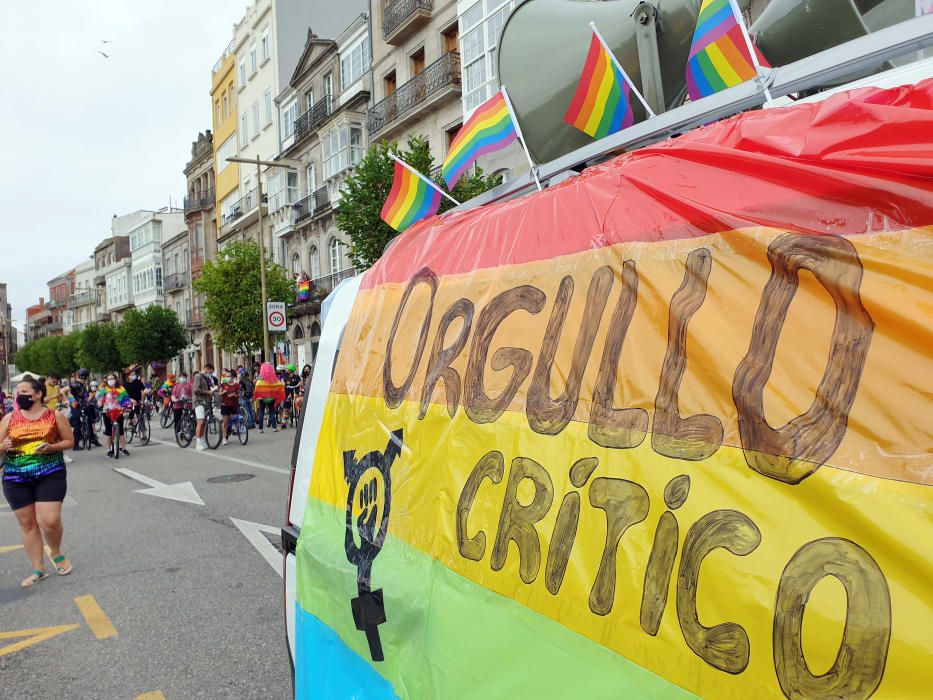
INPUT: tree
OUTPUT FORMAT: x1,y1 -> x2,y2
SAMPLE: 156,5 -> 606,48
76,323 -> 124,375
193,239 -> 295,356
14,334 -> 80,377
116,305 -> 188,367
337,135 -> 502,271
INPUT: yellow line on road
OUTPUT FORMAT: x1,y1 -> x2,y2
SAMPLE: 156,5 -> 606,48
0,624 -> 80,657
73,595 -> 118,640
135,693 -> 166,700
0,544 -> 24,554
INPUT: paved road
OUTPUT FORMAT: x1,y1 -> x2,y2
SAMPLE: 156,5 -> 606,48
0,418 -> 297,699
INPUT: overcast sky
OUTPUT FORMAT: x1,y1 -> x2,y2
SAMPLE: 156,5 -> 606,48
0,0 -> 247,329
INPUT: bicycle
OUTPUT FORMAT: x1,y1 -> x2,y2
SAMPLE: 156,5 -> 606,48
106,407 -> 126,460
125,403 -> 151,447
175,402 -> 196,448
204,399 -> 222,450
160,399 -> 175,429
73,404 -> 94,451
225,405 -> 249,445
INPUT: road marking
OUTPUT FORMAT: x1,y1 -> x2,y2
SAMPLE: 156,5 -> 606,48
230,518 -> 283,578
114,467 -> 205,505
0,544 -> 23,554
135,693 -> 166,700
149,438 -> 289,475
0,624 -> 80,657
74,595 -> 118,640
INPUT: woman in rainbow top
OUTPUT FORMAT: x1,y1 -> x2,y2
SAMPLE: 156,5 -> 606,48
0,376 -> 75,587
97,373 -> 133,458
253,362 -> 285,433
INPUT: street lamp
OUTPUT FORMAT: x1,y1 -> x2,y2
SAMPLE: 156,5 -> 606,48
226,156 -> 299,363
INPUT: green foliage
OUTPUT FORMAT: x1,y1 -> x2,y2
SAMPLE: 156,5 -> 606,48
193,239 -> 294,355
116,305 -> 188,366
14,333 -> 80,377
76,323 -> 124,374
336,135 -> 502,271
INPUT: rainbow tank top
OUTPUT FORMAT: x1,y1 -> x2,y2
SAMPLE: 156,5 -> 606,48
2,409 -> 65,483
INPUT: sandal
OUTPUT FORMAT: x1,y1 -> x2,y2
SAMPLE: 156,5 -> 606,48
50,554 -> 72,576
21,570 -> 48,587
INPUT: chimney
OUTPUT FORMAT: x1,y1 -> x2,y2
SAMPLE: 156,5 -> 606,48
39,296 -> 45,305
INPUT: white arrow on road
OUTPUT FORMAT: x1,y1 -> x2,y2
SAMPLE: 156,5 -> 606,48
230,517 -> 283,577
114,468 -> 205,505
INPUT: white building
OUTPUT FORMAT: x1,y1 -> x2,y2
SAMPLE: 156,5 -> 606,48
128,209 -> 186,311
105,259 -> 133,323
66,259 -> 97,333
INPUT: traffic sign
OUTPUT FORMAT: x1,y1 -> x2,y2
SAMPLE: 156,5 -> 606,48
266,301 -> 286,332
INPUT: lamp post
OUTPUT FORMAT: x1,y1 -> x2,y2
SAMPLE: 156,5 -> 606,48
226,156 -> 300,363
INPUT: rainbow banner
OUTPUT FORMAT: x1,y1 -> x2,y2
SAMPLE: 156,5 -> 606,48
442,90 -> 517,188
297,279 -> 311,302
381,159 -> 443,232
565,31 -> 635,138
295,79 -> 933,698
686,0 -> 765,100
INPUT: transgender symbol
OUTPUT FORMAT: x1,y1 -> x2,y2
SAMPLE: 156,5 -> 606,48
343,429 -> 403,662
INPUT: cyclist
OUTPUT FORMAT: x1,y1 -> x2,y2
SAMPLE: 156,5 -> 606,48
218,370 -> 241,446
237,368 -> 255,429
97,374 -> 131,457
157,374 -> 176,413
282,364 -> 301,428
66,369 -> 101,448
125,370 -> 146,427
170,373 -> 192,435
254,362 -> 285,433
192,363 -> 215,451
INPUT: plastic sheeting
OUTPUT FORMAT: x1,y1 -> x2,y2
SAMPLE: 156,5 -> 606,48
295,78 -> 933,699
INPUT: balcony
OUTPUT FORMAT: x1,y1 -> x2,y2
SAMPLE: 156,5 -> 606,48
94,274 -> 106,286
164,272 -> 188,292
294,95 -> 333,142
184,189 -> 214,213
222,188 -> 260,226
311,268 -> 356,297
47,320 -> 63,333
69,290 -> 96,308
294,186 -> 331,223
383,0 -> 432,45
185,308 -> 205,329
368,52 -> 461,137
46,298 -> 67,310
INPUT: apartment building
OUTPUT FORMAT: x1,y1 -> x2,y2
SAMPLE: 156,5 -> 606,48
162,229 -> 191,374
66,259 -> 98,333
128,209 -> 186,312
0,283 -> 16,387
45,270 -> 74,336
212,42 -> 240,240
25,298 -> 51,343
271,11 -> 368,367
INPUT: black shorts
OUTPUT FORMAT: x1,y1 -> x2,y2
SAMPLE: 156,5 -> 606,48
3,471 -> 67,511
220,405 -> 238,416
102,413 -> 125,437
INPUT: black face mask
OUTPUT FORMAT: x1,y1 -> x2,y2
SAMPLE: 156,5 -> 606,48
15,395 -> 34,410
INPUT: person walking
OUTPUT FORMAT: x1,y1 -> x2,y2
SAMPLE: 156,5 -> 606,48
253,362 -> 285,433
97,374 -> 132,457
192,364 -> 215,451
218,370 -> 241,446
0,376 -> 75,587
44,373 -> 62,411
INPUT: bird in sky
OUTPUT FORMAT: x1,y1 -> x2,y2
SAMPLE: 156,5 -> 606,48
98,51 -> 110,58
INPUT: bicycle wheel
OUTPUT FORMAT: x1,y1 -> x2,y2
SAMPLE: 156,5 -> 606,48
78,418 -> 90,450
205,415 -> 222,450
113,422 -> 121,460
126,417 -> 136,445
161,408 -> 174,429
176,415 -> 193,448
237,415 -> 249,445
138,414 -> 150,446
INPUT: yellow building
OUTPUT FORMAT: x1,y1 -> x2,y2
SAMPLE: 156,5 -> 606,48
211,41 -> 240,234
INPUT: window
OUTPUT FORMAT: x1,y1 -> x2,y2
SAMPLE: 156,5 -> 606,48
305,89 -> 314,111
241,114 -> 249,146
252,100 -> 260,135
286,171 -> 299,205
329,237 -> 342,273
216,134 -> 237,172
306,162 -> 316,195
291,253 -> 301,276
238,58 -> 247,85
410,46 -> 425,76
460,1 -> 514,112
221,190 -> 240,222
215,100 -> 221,126
384,70 -> 396,96
182,245 -> 189,271
264,90 -> 272,124
443,23 -> 460,53
322,125 -> 364,178
309,245 -> 320,278
340,38 -> 370,90
324,73 -> 333,98
281,100 -> 298,139
262,28 -> 270,61
222,93 -> 228,118
250,43 -> 258,74
155,267 -> 163,290
228,83 -> 235,110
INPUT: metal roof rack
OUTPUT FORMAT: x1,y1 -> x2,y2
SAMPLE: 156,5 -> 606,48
454,12 -> 933,213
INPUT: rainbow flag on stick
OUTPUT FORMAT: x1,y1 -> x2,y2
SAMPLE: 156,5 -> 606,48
381,156 -> 458,233
442,90 -> 522,190
686,0 -> 770,101
565,23 -> 655,139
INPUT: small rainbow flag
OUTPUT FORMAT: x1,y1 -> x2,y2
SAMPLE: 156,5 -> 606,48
296,279 -> 311,302
381,159 -> 443,232
686,0 -> 766,100
564,31 -> 636,139
442,90 -> 517,189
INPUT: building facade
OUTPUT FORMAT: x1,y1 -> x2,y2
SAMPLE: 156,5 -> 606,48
66,259 -> 97,334
128,209 -> 186,312
271,14 -> 367,368
161,228 -> 191,374
0,283 -> 16,387
46,270 -> 73,336
25,298 -> 51,343
93,235 -> 131,324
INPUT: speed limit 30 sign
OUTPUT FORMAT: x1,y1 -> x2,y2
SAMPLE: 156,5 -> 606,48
266,301 -> 287,332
